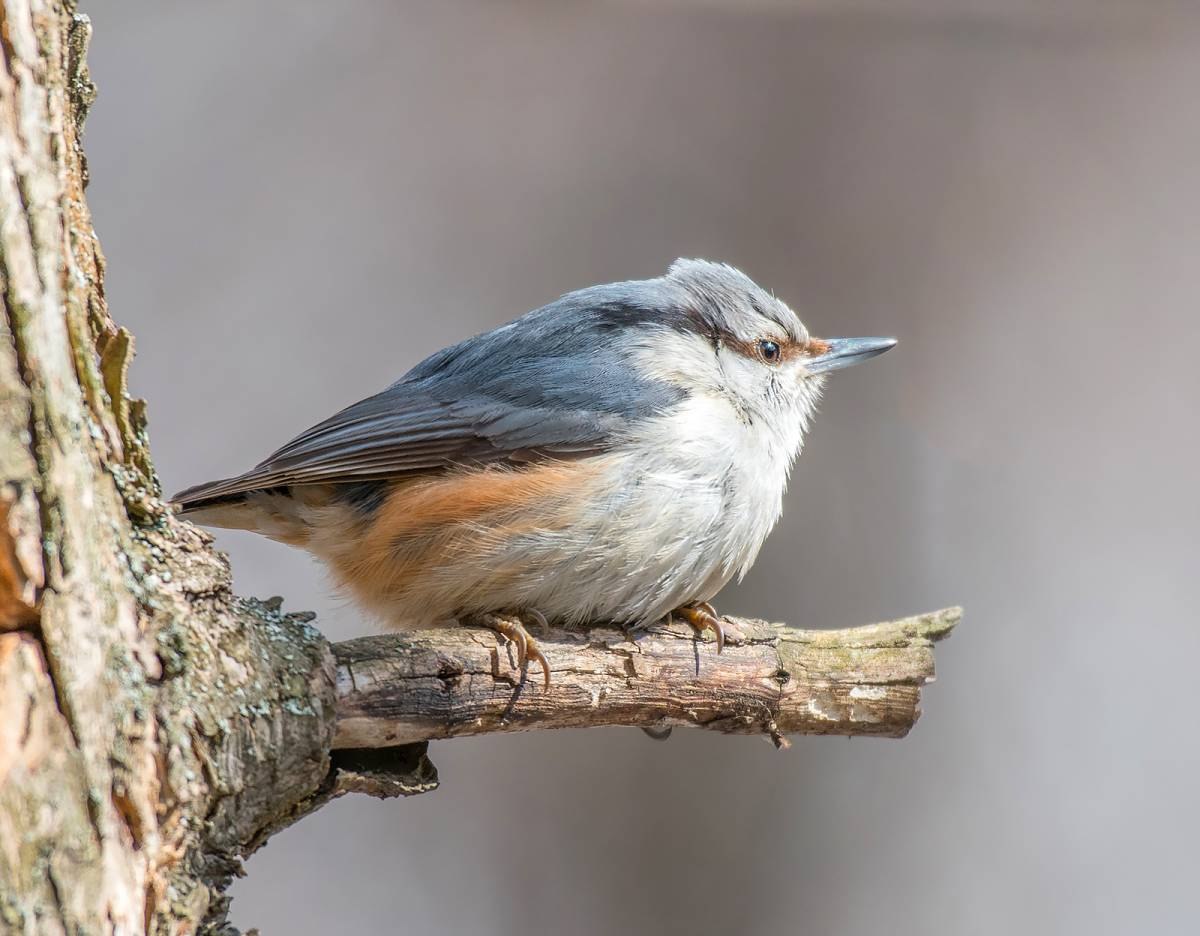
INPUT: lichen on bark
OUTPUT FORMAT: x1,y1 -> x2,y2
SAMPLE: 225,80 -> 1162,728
0,3 -> 339,932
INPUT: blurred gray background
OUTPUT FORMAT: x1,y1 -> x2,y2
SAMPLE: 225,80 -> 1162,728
88,2 -> 1199,934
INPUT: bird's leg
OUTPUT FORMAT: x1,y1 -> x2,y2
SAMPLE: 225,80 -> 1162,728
670,601 -> 727,653
468,610 -> 551,689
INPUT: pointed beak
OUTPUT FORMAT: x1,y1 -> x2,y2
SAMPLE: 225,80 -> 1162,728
805,336 -> 897,375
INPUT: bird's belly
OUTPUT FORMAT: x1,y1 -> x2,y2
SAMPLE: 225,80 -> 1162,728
519,455 -> 743,624
305,410 -> 791,628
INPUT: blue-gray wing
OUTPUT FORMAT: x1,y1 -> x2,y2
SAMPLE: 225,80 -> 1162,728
172,283 -> 687,507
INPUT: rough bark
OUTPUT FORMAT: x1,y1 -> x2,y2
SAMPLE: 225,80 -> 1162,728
334,608 -> 960,749
0,4 -> 336,932
0,5 -> 958,933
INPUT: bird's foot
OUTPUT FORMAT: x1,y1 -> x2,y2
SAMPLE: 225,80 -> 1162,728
670,601 -> 730,653
469,610 -> 551,689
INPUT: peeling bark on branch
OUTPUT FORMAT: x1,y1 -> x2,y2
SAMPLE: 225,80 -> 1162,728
0,4 -> 959,933
334,609 -> 960,749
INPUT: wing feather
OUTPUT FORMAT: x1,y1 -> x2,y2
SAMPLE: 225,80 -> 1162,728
173,388 -> 626,507
174,281 -> 689,509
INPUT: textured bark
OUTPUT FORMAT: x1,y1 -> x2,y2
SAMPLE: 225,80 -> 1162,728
335,608 -> 960,749
0,4 -> 336,933
0,5 -> 958,934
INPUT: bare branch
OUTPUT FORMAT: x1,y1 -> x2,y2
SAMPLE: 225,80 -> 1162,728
334,607 -> 961,749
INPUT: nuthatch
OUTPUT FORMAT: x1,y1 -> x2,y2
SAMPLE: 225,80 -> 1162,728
174,260 -> 895,686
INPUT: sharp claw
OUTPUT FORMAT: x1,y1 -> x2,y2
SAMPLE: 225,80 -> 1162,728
694,602 -> 724,652
474,611 -> 552,688
527,638 -> 551,690
527,607 -> 550,635
709,614 -> 725,654
675,603 -> 726,653
509,619 -> 529,668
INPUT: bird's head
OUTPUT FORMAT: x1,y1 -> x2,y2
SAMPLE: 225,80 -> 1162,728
624,259 -> 895,432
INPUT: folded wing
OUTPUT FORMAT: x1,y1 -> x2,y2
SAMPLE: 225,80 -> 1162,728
173,289 -> 685,509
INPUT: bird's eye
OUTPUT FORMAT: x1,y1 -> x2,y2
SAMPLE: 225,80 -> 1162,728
758,339 -> 781,363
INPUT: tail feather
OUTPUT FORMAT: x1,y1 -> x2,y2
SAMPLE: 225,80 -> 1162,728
173,473 -> 353,545
172,471 -> 273,512
177,499 -> 259,532
173,483 -> 320,543
171,471 -> 272,536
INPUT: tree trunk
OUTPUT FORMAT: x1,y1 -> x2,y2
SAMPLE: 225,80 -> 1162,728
0,5 -> 957,933
0,4 -> 337,930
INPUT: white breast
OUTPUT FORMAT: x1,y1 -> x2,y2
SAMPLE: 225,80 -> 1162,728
637,391 -> 800,592
521,384 -> 804,627
494,327 -> 823,626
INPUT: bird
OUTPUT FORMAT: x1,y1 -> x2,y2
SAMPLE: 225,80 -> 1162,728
173,259 -> 895,687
